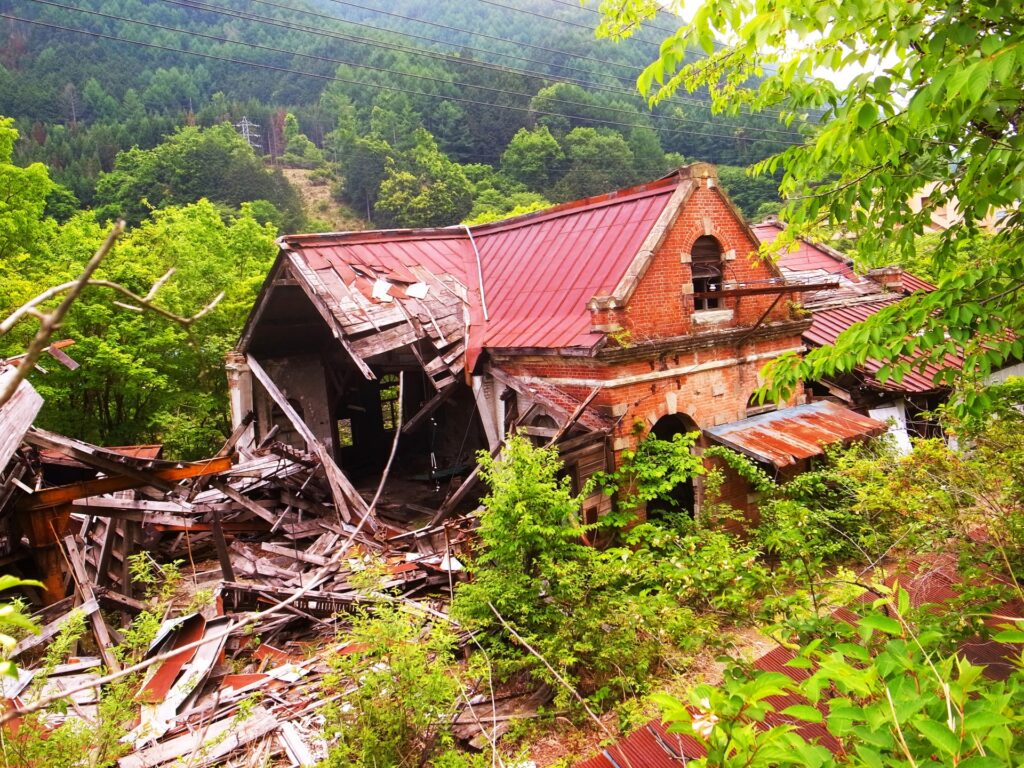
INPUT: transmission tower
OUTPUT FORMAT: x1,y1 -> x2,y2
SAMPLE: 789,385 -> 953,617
235,116 -> 261,151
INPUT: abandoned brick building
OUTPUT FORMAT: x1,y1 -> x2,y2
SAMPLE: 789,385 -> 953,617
228,163 -> 883,523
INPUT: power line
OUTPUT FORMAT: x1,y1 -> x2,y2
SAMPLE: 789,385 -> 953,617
165,0 -> 640,92
317,0 -> 663,78
4,11 -> 802,147
543,0 -> 682,38
21,1 -> 805,140
160,0 -> 805,123
470,0 -> 662,46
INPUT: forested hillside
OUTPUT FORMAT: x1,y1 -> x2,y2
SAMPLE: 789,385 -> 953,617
1,0 -> 800,224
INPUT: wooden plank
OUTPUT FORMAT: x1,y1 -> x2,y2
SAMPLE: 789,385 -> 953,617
429,443 -> 502,526
286,252 -> 375,380
0,369 -> 42,471
544,386 -> 602,448
25,428 -> 179,494
19,457 -> 233,511
260,542 -> 330,566
93,517 -> 119,587
401,383 -> 458,435
348,322 -> 421,359
63,536 -> 121,672
246,354 -> 371,523
118,707 -> 279,768
210,480 -> 279,525
72,500 -> 196,528
12,597 -> 99,657
211,507 -> 236,582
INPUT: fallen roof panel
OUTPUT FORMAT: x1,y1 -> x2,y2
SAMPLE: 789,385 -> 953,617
706,400 -> 886,467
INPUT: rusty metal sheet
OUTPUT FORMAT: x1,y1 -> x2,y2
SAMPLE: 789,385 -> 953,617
137,614 -> 206,704
706,401 -> 886,467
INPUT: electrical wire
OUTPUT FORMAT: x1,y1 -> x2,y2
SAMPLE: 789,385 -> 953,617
5,12 -> 805,146
27,0 -> 804,138
163,0 -> 804,122
165,0 -> 640,91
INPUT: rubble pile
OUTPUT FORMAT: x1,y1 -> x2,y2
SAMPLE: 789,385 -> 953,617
0,413 -> 490,766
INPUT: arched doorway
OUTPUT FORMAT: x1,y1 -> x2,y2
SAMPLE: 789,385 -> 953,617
646,413 -> 700,519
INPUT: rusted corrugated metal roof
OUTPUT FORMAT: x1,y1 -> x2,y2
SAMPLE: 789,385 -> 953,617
576,718 -> 703,767
806,300 -> 963,393
706,401 -> 885,467
901,272 -> 935,293
278,178 -> 678,361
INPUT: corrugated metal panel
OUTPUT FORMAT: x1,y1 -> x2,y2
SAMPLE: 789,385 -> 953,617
901,272 -> 935,293
576,718 -> 701,768
474,185 -> 673,350
280,181 -> 677,356
753,223 -> 858,281
806,300 -> 962,392
706,401 -> 886,467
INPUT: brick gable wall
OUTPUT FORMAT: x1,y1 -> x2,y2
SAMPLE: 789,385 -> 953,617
490,166 -> 809,521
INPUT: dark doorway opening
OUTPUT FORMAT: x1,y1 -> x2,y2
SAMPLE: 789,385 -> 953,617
646,413 -> 699,519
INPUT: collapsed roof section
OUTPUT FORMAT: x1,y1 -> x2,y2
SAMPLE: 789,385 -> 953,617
237,172 -> 701,379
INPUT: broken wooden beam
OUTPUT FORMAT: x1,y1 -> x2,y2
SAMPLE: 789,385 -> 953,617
401,382 -> 458,435
19,456 -> 233,511
63,535 -> 121,672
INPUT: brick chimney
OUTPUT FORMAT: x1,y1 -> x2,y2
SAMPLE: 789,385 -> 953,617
866,266 -> 904,292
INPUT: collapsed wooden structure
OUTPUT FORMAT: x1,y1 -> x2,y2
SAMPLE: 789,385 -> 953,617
230,164 -> 884,525
0,368 -> 518,765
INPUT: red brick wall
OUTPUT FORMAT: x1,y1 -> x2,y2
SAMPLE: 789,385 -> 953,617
490,167 -> 809,522
591,176 -> 793,340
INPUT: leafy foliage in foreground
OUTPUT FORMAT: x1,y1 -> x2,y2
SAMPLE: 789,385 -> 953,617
648,381 -> 1024,766
599,0 -> 1024,418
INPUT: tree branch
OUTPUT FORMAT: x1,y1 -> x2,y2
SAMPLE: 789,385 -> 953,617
0,221 -> 124,409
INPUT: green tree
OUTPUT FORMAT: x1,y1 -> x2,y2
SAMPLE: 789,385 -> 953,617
338,136 -> 393,220
716,165 -> 782,219
597,0 -> 1024,415
281,112 -> 325,168
627,126 -> 669,179
23,202 -> 277,457
452,436 -> 675,704
549,127 -> 637,200
500,125 -> 565,191
0,117 -> 54,263
374,128 -> 473,228
94,124 -> 303,228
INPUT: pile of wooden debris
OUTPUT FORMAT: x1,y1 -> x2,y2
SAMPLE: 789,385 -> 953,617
0,370 -> 521,766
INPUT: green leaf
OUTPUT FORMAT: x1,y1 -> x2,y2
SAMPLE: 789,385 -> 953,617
859,613 -> 902,636
857,102 -> 877,130
781,704 -> 823,723
914,717 -> 961,756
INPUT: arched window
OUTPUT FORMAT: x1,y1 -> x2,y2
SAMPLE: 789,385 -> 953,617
691,236 -> 723,310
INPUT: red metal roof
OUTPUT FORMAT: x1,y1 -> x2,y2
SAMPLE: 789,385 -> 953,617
706,400 -> 886,467
753,222 -> 857,282
279,178 -> 678,359
576,718 -> 704,768
473,184 -> 674,350
806,300 -> 963,393
901,271 -> 935,293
